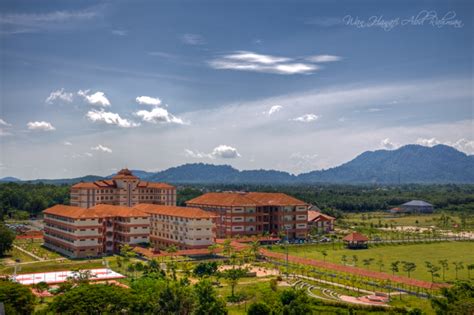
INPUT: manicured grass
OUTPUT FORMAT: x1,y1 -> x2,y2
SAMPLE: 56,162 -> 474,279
269,241 -> 474,282
0,247 -> 38,264
390,295 -> 435,315
14,239 -> 62,260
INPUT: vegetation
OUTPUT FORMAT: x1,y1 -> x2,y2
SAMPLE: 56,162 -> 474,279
431,281 -> 474,314
0,223 -> 15,256
0,278 -> 36,314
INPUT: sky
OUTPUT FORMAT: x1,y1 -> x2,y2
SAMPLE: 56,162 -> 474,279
0,0 -> 473,179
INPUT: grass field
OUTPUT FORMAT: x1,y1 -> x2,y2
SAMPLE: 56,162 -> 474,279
269,241 -> 474,282
14,239 -> 62,260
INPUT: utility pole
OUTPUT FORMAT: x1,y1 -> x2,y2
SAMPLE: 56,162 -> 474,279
285,227 -> 289,279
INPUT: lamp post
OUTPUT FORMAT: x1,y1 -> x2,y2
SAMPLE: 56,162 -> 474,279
285,226 -> 289,279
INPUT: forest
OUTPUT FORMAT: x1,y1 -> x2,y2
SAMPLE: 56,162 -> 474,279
1,182 -> 473,220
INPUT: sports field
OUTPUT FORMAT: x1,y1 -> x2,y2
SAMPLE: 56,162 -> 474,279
268,241 -> 474,282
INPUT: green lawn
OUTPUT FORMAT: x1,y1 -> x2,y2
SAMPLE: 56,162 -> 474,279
269,241 -> 474,282
14,239 -> 62,260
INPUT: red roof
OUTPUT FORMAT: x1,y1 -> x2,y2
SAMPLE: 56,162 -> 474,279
43,204 -> 149,219
134,204 -> 216,219
343,232 -> 369,242
187,192 -> 307,207
308,210 -> 335,222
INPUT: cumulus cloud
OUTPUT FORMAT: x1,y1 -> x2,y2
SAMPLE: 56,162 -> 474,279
45,88 -> 73,104
209,51 -> 319,75
266,105 -> 283,115
27,121 -> 55,131
135,107 -> 185,125
64,141 -> 72,146
91,144 -> 112,153
86,109 -> 139,128
416,137 -> 474,154
292,114 -> 319,122
181,33 -> 205,45
136,96 -> 162,106
380,138 -> 397,150
78,90 -> 111,107
0,118 -> 11,136
185,145 -> 241,159
416,137 -> 441,147
306,54 -> 342,63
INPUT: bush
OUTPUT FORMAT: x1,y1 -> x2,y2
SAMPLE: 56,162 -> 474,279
247,301 -> 271,315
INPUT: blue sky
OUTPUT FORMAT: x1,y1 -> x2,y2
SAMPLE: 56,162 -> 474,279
0,0 -> 472,179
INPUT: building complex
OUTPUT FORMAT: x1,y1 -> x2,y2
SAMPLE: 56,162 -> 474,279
70,169 -> 176,208
186,192 -> 309,240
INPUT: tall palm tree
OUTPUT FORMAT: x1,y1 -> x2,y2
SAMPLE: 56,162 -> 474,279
438,259 -> 449,281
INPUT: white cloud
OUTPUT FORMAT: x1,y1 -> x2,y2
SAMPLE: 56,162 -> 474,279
185,145 -> 241,159
292,114 -> 319,122
27,121 -> 55,131
267,105 -> 283,115
0,118 -> 11,126
135,107 -> 185,125
416,137 -> 474,154
136,96 -> 162,106
84,152 -> 93,158
290,152 -> 319,173
111,29 -> 127,36
91,144 -> 112,153
45,88 -> 73,104
181,33 -> 205,45
86,109 -> 139,128
78,90 -> 111,107
416,137 -> 441,147
209,51 -> 319,75
306,54 -> 342,63
64,141 -> 72,146
380,138 -> 397,150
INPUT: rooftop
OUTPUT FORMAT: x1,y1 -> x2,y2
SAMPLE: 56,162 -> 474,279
134,203 -> 216,219
43,204 -> 149,219
402,200 -> 433,207
186,191 -> 307,207
308,210 -> 335,222
343,232 -> 369,242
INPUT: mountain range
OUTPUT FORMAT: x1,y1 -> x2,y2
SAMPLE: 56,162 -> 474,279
1,145 -> 473,185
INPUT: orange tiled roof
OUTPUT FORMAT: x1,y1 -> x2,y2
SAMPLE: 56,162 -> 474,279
137,181 -> 175,189
343,232 -> 369,242
134,203 -> 216,219
308,210 -> 335,222
187,192 -> 307,207
43,204 -> 149,219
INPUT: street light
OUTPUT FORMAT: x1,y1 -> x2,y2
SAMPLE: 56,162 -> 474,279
285,226 -> 289,279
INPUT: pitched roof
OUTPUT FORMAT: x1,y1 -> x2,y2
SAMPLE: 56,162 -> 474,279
43,204 -> 149,219
134,204 -> 216,219
112,168 -> 139,180
343,232 -> 369,242
402,200 -> 433,207
308,210 -> 335,222
186,192 -> 307,207
186,192 -> 260,207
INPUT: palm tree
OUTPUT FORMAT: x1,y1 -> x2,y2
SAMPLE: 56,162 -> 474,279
438,259 -> 449,281
362,258 -> 374,270
341,255 -> 348,266
223,239 -> 232,258
32,281 -> 49,303
321,250 -> 328,261
352,255 -> 358,267
376,259 -> 384,272
402,261 -> 416,278
250,240 -> 261,261
467,264 -> 474,279
424,261 -> 440,282
390,261 -> 400,275
452,261 -> 464,280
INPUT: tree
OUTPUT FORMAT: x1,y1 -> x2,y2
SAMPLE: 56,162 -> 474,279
431,281 -> 474,315
402,261 -> 417,278
67,269 -> 96,285
453,261 -> 464,280
208,244 -> 218,257
193,261 -> 218,278
425,261 -> 441,282
341,255 -> 347,266
352,255 -> 358,266
438,259 -> 449,281
280,288 -> 312,315
194,279 -> 227,315
32,281 -> 49,303
223,268 -> 247,298
158,281 -> 195,315
362,258 -> 374,269
48,284 -> 133,314
0,279 -> 36,315
467,264 -> 474,279
250,240 -> 261,261
247,301 -> 271,315
376,259 -> 385,272
223,239 -> 233,257
0,224 -> 15,257
390,261 -> 400,275
321,250 -> 328,261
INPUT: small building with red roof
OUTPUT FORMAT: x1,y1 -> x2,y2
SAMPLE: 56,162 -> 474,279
307,210 -> 335,234
343,232 -> 369,249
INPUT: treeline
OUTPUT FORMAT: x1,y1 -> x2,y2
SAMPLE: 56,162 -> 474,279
177,184 -> 474,216
0,182 -> 69,219
1,182 -> 473,220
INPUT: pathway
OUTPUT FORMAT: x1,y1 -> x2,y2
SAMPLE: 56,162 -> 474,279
13,244 -> 42,261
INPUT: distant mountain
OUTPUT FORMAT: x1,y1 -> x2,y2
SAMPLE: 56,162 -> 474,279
0,176 -> 21,182
3,144 -> 473,185
299,144 -> 474,184
25,175 -> 105,185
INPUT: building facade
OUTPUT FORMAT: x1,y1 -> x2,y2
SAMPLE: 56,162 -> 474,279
135,204 -> 216,250
70,169 -> 176,208
186,192 -> 308,240
43,204 -> 150,258
307,210 -> 335,234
